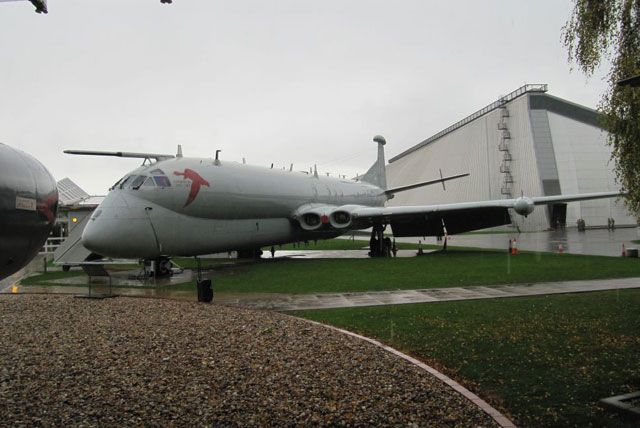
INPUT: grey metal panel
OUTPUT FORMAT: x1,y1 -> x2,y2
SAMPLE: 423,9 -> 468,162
529,94 -> 601,128
389,84 -> 548,163
386,88 -> 632,231
529,108 -> 561,196
542,180 -> 561,196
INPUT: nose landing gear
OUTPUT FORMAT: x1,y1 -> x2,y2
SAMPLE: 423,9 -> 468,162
142,257 -> 174,278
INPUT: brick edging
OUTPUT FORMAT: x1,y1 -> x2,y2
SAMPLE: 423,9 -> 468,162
301,318 -> 517,428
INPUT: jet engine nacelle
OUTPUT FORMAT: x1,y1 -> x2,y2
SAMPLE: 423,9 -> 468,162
293,204 -> 330,231
513,196 -> 535,217
329,210 -> 352,229
299,211 -> 324,231
293,204 -> 355,231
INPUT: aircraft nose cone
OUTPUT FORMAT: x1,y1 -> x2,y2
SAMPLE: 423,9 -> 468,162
81,215 -> 108,255
81,193 -> 162,259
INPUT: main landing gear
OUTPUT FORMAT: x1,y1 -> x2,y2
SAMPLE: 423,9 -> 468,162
368,224 -> 392,257
237,248 -> 263,259
154,257 -> 173,277
194,257 -> 213,303
141,257 -> 174,278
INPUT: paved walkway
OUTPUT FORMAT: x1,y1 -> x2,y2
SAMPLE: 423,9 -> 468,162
217,277 -> 640,311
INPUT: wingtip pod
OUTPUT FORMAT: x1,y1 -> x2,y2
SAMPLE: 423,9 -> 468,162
513,196 -> 535,216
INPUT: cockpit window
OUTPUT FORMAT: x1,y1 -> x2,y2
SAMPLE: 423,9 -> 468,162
130,175 -> 147,189
153,176 -> 171,187
149,168 -> 165,176
110,176 -> 126,191
142,177 -> 156,187
119,175 -> 137,189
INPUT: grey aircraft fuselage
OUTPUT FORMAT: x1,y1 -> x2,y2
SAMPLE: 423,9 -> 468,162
82,157 -> 385,259
77,137 -> 622,262
0,143 -> 58,280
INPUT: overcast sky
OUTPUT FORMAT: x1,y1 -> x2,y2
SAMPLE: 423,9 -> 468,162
0,0 -> 610,195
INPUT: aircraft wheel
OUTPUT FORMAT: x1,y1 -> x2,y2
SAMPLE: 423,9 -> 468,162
153,257 -> 173,277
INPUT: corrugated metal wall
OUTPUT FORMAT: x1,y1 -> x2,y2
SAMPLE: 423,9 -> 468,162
386,92 -> 634,232
547,111 -> 633,227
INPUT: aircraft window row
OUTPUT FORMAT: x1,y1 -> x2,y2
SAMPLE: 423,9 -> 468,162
130,175 -> 147,189
109,177 -> 125,191
118,174 -> 172,190
154,176 -> 171,187
119,175 -> 138,189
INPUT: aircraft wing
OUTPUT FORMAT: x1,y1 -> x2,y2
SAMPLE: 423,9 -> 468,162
347,191 -> 622,237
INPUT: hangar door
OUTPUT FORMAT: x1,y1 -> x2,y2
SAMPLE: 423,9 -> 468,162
549,203 -> 567,229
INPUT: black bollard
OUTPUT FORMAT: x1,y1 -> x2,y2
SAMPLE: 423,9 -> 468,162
197,279 -> 213,303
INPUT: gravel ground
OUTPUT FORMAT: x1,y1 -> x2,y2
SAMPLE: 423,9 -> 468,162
0,295 -> 498,427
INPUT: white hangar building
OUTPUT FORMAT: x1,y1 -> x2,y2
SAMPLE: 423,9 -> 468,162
386,84 -> 634,232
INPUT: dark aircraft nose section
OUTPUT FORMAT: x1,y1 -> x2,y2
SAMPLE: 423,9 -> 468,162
0,143 -> 58,280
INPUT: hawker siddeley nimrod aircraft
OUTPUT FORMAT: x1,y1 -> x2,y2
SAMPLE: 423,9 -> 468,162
66,136 -> 620,298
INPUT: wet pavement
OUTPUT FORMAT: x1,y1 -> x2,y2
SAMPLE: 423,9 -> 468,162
217,277 -> 640,311
400,227 -> 640,257
262,249 -> 425,258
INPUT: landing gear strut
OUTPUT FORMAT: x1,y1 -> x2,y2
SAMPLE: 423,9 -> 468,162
237,248 -> 263,259
368,224 -> 392,257
151,256 -> 173,277
195,257 -> 213,303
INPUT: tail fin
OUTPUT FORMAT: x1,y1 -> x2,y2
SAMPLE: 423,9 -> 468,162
361,135 -> 387,190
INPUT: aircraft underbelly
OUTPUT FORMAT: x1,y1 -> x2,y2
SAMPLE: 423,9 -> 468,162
139,199 -> 308,256
152,214 -> 304,256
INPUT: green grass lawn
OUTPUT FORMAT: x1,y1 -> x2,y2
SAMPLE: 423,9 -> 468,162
207,250 -> 640,294
20,270 -> 85,285
293,290 -> 640,428
26,248 -> 640,294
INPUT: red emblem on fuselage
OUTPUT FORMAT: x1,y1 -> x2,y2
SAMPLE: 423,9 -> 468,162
173,169 -> 210,207
38,190 -> 59,225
